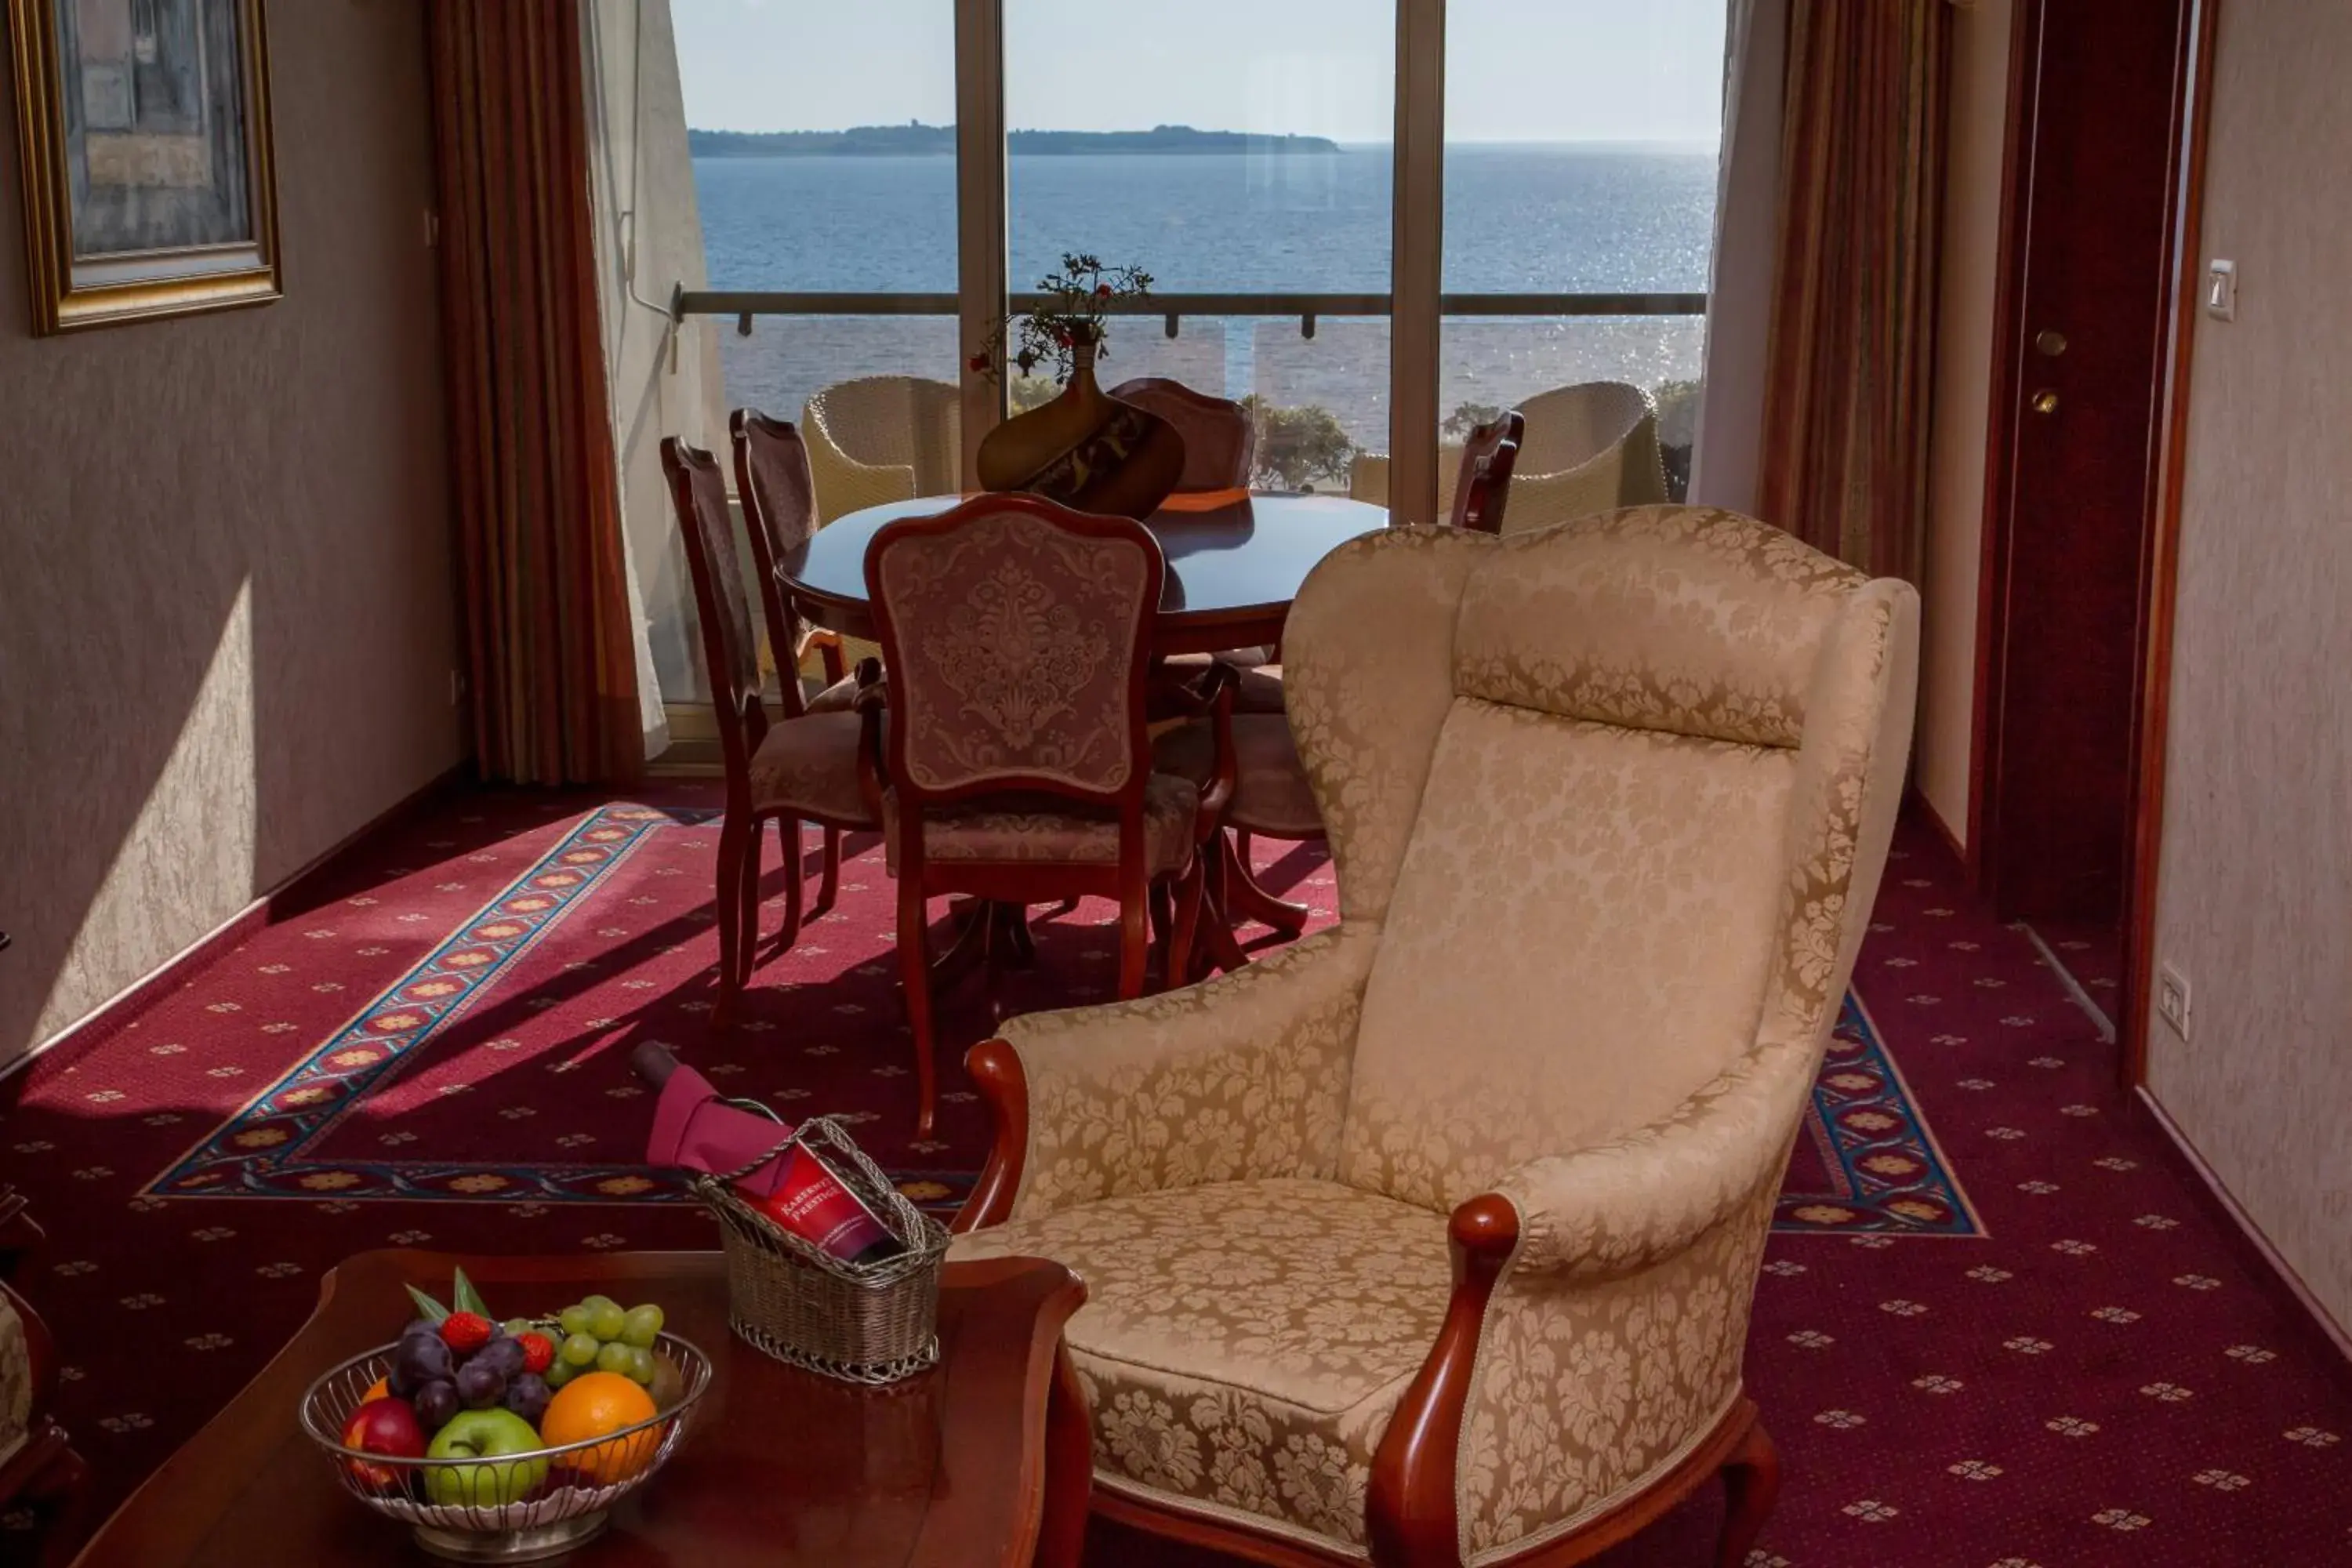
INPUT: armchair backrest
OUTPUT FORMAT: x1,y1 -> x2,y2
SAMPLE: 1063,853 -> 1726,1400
865,494 -> 1163,807
1282,507 -> 1918,1211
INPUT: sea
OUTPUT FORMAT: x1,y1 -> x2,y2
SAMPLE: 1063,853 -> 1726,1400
696,143 -> 1718,451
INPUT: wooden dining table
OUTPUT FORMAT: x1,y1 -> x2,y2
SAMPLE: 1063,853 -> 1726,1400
776,490 -> 1390,655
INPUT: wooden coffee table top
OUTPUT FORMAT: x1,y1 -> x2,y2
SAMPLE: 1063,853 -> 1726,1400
72,1249 -> 1087,1568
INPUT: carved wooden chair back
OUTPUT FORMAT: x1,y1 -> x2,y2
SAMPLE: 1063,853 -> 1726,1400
865,494 -> 1163,818
1448,408 -> 1524,534
662,437 -> 769,800
730,408 -> 822,718
1109,376 -> 1257,492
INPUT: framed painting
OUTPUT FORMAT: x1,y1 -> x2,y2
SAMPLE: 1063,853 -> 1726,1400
7,0 -> 278,335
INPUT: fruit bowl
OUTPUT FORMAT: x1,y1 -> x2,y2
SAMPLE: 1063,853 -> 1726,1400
299,1332 -> 713,1563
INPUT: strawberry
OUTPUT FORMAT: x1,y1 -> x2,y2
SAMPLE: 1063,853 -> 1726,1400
517,1331 -> 556,1375
439,1311 -> 494,1355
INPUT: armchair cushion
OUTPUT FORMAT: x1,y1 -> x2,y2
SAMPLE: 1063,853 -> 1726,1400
953,1177 -> 1450,1555
1341,701 -> 1798,1211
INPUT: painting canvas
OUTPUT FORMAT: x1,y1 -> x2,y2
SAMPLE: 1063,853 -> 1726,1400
8,0 -> 278,333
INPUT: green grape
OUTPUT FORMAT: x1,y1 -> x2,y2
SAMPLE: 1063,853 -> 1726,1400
557,1304 -> 593,1338
595,1340 -> 634,1375
627,1346 -> 656,1385
579,1294 -> 619,1315
561,1332 -> 601,1367
545,1356 -> 576,1389
500,1318 -> 534,1339
619,1305 -> 664,1349
586,1301 -> 626,1341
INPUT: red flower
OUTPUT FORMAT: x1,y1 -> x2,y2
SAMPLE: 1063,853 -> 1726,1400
967,350 -> 991,373
1095,282 -> 1113,297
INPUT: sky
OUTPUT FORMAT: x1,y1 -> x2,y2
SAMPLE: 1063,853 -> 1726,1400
670,0 -> 1727,147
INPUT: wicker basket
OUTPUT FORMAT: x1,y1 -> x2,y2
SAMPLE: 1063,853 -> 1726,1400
693,1109 -> 949,1385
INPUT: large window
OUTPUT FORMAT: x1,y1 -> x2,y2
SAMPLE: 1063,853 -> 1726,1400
1437,0 -> 1726,512
662,0 -> 1726,703
676,0 -> 965,503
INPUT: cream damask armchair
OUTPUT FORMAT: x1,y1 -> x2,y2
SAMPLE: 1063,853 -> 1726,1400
951,507 -> 1918,1567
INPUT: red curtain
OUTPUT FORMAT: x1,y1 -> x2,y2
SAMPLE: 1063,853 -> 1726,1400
429,0 -> 641,784
1758,0 -> 1951,583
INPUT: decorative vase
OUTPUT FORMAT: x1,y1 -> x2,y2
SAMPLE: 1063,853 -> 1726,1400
975,341 -> 1186,521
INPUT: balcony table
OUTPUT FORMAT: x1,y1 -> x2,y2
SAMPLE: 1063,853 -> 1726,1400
71,1248 -> 1091,1568
776,490 -> 1390,656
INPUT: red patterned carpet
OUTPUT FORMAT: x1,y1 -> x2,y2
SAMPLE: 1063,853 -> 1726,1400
4,786 -> 2350,1565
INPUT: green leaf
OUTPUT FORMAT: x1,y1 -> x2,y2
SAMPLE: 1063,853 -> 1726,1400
451,1267 -> 491,1319
405,1284 -> 450,1323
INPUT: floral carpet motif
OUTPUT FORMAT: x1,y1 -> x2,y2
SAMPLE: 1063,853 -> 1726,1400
1779,996 -> 1981,1236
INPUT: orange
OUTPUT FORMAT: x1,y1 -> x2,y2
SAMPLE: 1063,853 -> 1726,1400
539,1371 -> 659,1486
361,1377 -> 390,1404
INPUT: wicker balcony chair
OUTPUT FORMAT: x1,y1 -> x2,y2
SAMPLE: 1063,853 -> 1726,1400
1352,380 -> 1665,533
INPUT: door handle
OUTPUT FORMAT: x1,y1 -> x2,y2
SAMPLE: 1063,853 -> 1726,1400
2030,389 -> 2060,416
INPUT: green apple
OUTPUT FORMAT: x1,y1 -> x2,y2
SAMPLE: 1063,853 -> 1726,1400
424,1407 -> 547,1508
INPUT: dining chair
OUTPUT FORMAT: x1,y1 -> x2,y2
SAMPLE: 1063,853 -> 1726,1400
663,437 -> 886,1025
866,494 -> 1230,1135
1107,376 -> 1256,492
1350,381 -> 1661,532
1449,408 -> 1524,533
732,409 -> 871,925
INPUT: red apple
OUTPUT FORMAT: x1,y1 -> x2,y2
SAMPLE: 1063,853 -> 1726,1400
341,1396 -> 428,1492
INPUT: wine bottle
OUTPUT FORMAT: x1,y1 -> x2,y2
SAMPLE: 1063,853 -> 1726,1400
635,1044 -> 904,1265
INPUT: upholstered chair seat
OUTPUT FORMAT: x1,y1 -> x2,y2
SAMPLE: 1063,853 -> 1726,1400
745,711 -> 882,827
881,775 -> 1200,875
953,507 -> 1919,1567
801,670 -> 865,715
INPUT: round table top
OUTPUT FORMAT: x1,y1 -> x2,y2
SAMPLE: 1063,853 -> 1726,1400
777,491 -> 1390,656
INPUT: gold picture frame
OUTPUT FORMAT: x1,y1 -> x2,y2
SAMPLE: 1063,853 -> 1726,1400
8,0 -> 279,335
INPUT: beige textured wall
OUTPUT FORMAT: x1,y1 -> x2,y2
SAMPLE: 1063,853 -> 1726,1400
1915,0 -> 2013,844
2144,2 -> 2352,1334
0,2 -> 463,1063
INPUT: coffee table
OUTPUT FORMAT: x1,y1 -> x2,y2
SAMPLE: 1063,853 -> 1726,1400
71,1249 -> 1090,1567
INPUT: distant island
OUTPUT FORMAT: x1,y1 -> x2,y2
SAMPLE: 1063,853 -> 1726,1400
688,122 -> 1344,158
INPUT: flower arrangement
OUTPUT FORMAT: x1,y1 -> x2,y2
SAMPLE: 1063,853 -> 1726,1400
968,252 -> 1154,387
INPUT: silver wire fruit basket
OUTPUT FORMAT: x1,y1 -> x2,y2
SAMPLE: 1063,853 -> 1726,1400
298,1332 -> 713,1563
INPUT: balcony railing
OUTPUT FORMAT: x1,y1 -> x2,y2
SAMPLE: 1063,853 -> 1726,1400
673,287 -> 1708,339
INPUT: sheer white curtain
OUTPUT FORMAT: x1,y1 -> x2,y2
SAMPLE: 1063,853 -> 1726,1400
1688,0 -> 1786,513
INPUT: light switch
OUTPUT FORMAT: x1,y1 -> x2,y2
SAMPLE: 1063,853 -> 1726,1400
2205,259 -> 2237,321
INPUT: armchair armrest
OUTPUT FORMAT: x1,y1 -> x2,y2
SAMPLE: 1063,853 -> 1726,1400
1495,1023 -> 1821,1283
954,921 -> 1377,1229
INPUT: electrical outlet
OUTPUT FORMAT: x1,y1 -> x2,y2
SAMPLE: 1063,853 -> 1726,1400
2157,963 -> 2192,1040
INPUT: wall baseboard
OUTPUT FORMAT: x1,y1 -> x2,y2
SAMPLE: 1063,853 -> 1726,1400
4,763 -> 472,1085
1907,782 -> 1969,869
2136,1086 -> 2352,1373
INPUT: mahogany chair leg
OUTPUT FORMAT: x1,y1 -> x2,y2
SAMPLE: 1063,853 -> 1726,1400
1036,1346 -> 1093,1568
735,812 -> 765,985
1116,885 -> 1151,1000
1224,831 -> 1312,938
768,817 -> 806,959
1716,1409 -> 1782,1567
897,877 -> 940,1138
813,824 -> 843,919
712,812 -> 749,1025
1168,862 -> 1203,988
